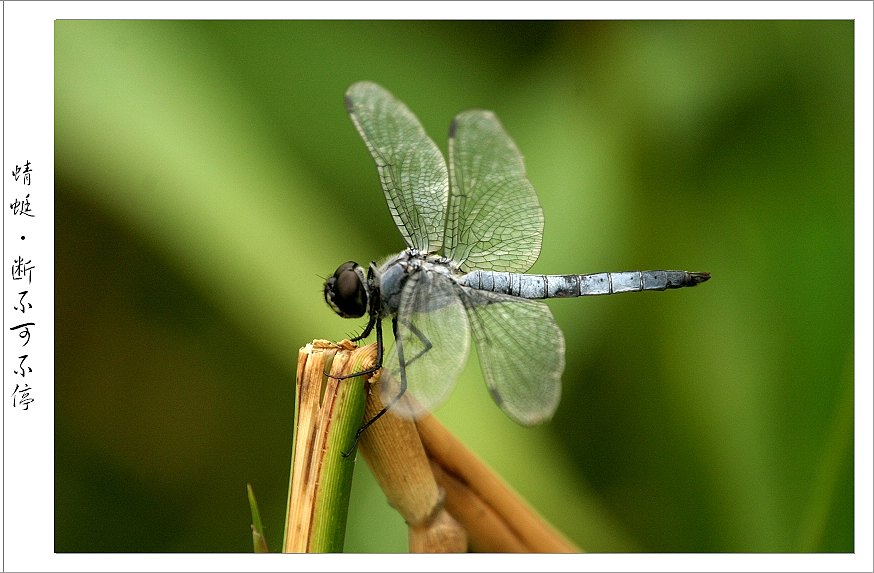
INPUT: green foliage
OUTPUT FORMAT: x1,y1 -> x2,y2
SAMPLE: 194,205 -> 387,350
55,20 -> 853,552
247,484 -> 268,553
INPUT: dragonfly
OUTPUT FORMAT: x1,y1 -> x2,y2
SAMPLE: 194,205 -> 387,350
325,81 -> 709,444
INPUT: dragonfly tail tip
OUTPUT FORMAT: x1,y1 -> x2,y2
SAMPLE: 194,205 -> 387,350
690,272 -> 711,285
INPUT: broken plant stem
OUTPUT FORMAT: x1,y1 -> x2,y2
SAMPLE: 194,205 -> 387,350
283,340 -> 376,553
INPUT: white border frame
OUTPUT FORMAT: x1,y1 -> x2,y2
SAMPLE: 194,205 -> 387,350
3,2 -> 871,572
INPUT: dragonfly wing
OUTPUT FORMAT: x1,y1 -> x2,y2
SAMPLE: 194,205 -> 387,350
461,287 -> 565,425
346,81 -> 449,253
445,110 -> 544,272
380,270 -> 471,419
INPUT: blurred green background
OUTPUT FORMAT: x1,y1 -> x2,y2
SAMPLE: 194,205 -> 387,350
55,20 -> 854,553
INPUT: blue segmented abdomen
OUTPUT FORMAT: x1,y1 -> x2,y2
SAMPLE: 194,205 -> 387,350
459,269 -> 710,299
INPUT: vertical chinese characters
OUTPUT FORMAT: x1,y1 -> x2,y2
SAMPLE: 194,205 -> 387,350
7,160 -> 36,409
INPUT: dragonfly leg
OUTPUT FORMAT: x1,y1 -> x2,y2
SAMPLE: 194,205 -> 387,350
396,318 -> 433,368
328,316 -> 383,380
350,313 -> 376,342
342,317 -> 407,457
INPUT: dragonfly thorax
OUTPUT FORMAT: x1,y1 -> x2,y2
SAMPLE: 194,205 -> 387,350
324,261 -> 369,318
377,249 -> 461,316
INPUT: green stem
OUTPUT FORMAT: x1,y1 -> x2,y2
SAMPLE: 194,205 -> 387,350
247,483 -> 269,553
309,348 -> 373,551
283,341 -> 375,553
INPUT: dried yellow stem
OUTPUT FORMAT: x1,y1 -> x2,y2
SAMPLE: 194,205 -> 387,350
416,414 -> 580,553
359,383 -> 467,552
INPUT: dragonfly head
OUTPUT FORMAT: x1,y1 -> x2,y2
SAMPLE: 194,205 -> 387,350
324,261 -> 369,318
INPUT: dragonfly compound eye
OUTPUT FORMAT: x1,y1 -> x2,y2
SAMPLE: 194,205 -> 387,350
324,261 -> 368,318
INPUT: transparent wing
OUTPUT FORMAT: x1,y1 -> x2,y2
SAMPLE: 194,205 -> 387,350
380,270 -> 471,419
460,287 -> 564,425
346,81 -> 449,253
445,110 -> 544,273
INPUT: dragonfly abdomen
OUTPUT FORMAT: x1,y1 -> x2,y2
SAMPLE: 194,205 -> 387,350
460,269 -> 710,299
